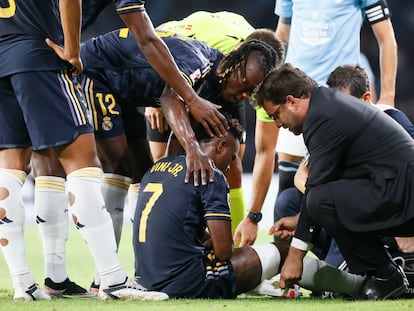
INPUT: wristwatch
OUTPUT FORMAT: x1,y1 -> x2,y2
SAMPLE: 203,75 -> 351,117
247,211 -> 262,223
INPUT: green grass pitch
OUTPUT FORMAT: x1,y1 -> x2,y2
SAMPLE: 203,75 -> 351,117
0,225 -> 413,310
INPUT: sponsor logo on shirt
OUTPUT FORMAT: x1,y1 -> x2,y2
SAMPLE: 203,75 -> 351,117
299,11 -> 335,46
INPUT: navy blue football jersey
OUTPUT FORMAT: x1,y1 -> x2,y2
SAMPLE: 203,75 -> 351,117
81,28 -> 223,107
133,155 -> 231,296
0,0 -> 62,39
0,0 -> 67,76
81,0 -> 145,31
0,0 -> 147,77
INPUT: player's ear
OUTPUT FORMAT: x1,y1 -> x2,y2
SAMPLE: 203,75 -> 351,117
216,139 -> 227,155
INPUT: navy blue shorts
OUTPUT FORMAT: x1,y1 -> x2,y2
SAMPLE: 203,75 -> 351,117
0,70 -> 92,150
80,76 -> 125,140
190,255 -> 237,299
164,253 -> 237,299
80,76 -> 147,140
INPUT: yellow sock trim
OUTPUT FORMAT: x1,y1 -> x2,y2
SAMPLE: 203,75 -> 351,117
128,183 -> 141,193
0,169 -> 26,185
35,176 -> 65,192
102,173 -> 131,191
67,167 -> 102,180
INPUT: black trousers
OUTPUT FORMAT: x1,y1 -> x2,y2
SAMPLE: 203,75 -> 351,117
305,181 -> 414,275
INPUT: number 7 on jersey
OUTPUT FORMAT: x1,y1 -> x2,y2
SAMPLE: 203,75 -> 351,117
138,183 -> 163,242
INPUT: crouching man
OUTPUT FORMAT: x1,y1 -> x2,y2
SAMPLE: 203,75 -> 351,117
133,116 -> 363,298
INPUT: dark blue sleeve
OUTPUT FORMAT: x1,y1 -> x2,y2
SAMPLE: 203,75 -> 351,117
384,109 -> 414,139
113,0 -> 145,14
82,0 -> 112,31
200,170 -> 231,222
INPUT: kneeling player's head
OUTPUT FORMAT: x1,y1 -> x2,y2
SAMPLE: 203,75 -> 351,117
326,64 -> 372,102
217,39 -> 280,103
193,115 -> 244,173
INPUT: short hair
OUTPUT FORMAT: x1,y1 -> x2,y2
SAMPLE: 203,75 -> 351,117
245,28 -> 285,62
193,113 -> 244,143
253,63 -> 317,107
326,64 -> 370,98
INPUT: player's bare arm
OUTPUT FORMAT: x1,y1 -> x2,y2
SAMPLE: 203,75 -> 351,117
208,219 -> 233,261
48,0 -> 82,75
159,85 -> 215,186
120,10 -> 229,137
371,19 -> 397,106
234,120 -> 278,246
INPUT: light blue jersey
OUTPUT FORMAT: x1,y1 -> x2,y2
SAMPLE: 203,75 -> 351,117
275,0 -> 386,85
272,0 -> 389,157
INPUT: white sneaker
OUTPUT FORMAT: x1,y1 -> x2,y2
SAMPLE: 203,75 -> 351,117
249,274 -> 302,298
13,284 -> 51,301
99,278 -> 169,301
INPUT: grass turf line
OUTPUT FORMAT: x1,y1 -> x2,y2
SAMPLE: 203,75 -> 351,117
1,226 -> 414,310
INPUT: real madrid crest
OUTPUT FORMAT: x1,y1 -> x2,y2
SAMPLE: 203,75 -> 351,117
102,116 -> 113,131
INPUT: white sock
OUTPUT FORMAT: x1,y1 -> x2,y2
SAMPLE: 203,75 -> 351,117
300,255 -> 364,295
101,173 -> 131,248
126,183 -> 140,223
251,243 -> 281,281
93,174 -> 130,288
34,176 -> 69,283
66,167 -> 126,288
0,169 -> 35,289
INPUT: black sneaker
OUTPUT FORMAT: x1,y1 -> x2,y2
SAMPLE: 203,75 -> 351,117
44,278 -> 92,298
357,265 -> 409,300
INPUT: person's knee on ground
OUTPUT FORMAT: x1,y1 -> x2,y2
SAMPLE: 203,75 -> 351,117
306,184 -> 394,276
